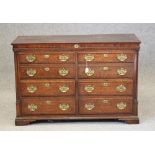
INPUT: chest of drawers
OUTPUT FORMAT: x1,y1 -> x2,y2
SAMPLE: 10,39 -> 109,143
12,34 -> 141,125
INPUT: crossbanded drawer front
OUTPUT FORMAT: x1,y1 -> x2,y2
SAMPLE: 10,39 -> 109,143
78,51 -> 135,63
21,97 -> 75,115
79,79 -> 133,95
20,80 -> 75,96
78,63 -> 134,78
19,52 -> 75,64
79,96 -> 133,114
20,64 -> 75,79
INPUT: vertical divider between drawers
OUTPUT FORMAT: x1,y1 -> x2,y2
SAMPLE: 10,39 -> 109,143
75,51 -> 79,115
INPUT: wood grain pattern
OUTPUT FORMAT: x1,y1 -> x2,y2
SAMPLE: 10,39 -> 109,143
12,34 -> 140,44
19,52 -> 75,64
20,64 -> 75,79
20,79 -> 75,96
78,51 -> 135,63
79,79 -> 133,95
78,63 -> 134,78
21,97 -> 75,115
12,34 -> 140,125
79,96 -> 133,114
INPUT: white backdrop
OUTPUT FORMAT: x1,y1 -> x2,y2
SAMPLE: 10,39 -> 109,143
0,23 -> 155,130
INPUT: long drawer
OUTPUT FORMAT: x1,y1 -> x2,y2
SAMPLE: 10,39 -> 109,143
78,63 -> 134,78
79,79 -> 133,95
20,64 -> 75,79
20,80 -> 75,96
19,52 -> 75,64
21,97 -> 76,115
79,96 -> 133,114
78,50 -> 135,63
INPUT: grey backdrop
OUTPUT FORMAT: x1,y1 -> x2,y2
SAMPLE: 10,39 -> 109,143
0,24 -> 155,130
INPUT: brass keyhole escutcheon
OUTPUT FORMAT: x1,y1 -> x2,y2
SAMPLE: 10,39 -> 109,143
44,54 -> 50,58
46,100 -> 52,105
44,67 -> 50,71
103,66 -> 109,71
74,44 -> 80,48
102,99 -> 109,104
44,83 -> 50,88
103,54 -> 108,58
103,82 -> 109,87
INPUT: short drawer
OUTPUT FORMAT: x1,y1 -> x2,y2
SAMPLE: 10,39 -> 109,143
19,52 -> 75,64
20,64 -> 75,79
21,97 -> 76,115
79,79 -> 133,95
20,80 -> 75,96
79,96 -> 133,114
78,50 -> 135,63
78,63 -> 134,78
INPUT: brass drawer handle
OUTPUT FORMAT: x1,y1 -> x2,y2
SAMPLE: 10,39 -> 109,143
59,54 -> 69,62
44,54 -> 50,58
84,85 -> 94,93
59,103 -> 70,111
117,54 -> 127,62
59,85 -> 69,93
59,68 -> 69,76
27,85 -> 37,93
26,55 -> 36,62
117,68 -> 127,76
44,83 -> 50,88
84,54 -> 94,62
85,103 -> 95,111
44,67 -> 50,71
74,44 -> 80,48
116,84 -> 126,92
117,102 -> 127,110
26,68 -> 36,77
28,104 -> 38,112
85,68 -> 94,76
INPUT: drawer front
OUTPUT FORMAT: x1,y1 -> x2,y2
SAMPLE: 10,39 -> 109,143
78,63 -> 134,78
20,64 -> 75,79
21,97 -> 75,115
78,51 -> 135,63
20,80 -> 75,96
79,96 -> 133,114
19,52 -> 75,64
79,79 -> 133,95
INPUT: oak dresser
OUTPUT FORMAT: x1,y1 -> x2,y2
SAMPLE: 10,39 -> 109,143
12,34 -> 141,125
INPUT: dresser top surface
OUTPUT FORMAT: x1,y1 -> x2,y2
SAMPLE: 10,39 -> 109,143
12,34 -> 140,44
